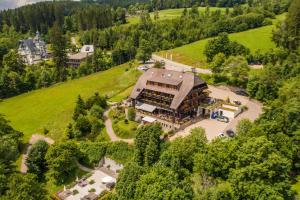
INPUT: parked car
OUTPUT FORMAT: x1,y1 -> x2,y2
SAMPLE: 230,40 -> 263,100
226,129 -> 235,137
235,90 -> 249,97
217,116 -> 229,123
138,65 -> 149,71
233,100 -> 242,105
218,132 -> 225,138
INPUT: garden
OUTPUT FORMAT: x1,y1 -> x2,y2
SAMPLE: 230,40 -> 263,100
109,106 -> 139,139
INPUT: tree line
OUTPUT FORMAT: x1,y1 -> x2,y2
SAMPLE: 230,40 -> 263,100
0,4 -> 270,99
0,1 -> 126,34
202,0 -> 300,102
81,5 -> 270,66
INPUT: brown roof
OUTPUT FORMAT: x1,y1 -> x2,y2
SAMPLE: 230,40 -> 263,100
130,68 -> 207,109
68,52 -> 90,60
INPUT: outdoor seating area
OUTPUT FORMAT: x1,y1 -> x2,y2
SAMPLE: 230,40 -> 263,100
56,158 -> 123,200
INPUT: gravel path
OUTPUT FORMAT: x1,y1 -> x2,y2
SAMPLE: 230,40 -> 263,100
103,109 -> 134,144
20,134 -> 54,173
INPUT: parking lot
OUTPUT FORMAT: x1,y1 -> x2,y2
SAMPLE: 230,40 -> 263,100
170,85 -> 263,141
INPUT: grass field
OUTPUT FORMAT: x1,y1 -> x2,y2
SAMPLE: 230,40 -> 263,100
113,120 -> 139,139
0,64 -> 141,142
109,85 -> 135,103
127,7 -> 229,25
156,14 -> 285,68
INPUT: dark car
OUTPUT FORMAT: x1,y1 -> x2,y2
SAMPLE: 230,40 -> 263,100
235,90 -> 249,97
217,116 -> 229,123
226,129 -> 235,137
233,100 -> 242,105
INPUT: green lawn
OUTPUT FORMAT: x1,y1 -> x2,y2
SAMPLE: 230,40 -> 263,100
109,85 -> 135,103
113,120 -> 139,139
157,13 -> 286,68
127,7 -> 229,25
0,64 -> 141,142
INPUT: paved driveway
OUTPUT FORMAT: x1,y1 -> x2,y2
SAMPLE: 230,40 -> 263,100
170,119 -> 227,141
152,54 -> 212,74
170,85 -> 263,141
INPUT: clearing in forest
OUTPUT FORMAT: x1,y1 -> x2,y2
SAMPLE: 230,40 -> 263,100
156,13 -> 286,68
127,7 -> 229,24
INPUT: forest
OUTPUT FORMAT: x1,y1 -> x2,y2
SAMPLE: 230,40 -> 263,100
0,2 -> 280,98
0,0 -> 299,199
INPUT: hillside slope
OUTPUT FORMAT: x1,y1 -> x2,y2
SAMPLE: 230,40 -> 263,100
156,14 -> 285,68
0,64 -> 140,141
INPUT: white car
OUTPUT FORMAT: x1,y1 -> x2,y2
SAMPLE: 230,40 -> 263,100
138,65 -> 149,71
218,132 -> 226,138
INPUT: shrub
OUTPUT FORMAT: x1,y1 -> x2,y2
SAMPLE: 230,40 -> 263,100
43,128 -> 49,135
89,188 -> 96,193
90,105 -> 104,119
86,92 -> 107,109
262,18 -> 272,26
106,142 -> 134,164
73,190 -> 79,195
127,107 -> 136,121
75,115 -> 91,135
89,180 -> 95,185
79,142 -> 107,167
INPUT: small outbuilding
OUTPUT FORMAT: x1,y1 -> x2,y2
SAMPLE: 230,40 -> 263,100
218,103 -> 242,119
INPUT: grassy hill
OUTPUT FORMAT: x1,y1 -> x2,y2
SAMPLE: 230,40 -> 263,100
156,14 -> 286,68
127,7 -> 229,25
0,64 -> 141,142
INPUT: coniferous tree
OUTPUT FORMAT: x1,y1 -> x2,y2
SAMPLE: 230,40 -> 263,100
73,95 -> 86,120
50,21 -> 67,82
273,0 -> 300,50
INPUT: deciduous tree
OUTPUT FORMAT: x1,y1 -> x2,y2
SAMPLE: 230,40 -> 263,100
26,140 -> 49,179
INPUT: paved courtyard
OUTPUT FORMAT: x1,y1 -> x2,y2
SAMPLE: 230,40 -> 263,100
65,170 -> 115,200
170,85 -> 263,141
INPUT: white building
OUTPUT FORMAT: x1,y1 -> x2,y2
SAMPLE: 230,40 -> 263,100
18,31 -> 48,65
218,103 -> 242,119
80,45 -> 94,54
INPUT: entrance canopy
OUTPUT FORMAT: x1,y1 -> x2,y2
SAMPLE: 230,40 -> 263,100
136,103 -> 157,113
142,116 -> 157,123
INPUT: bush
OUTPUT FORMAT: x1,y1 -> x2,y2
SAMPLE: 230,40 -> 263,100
43,128 -> 49,135
90,105 -> 104,119
106,142 -> 134,164
88,188 -> 96,193
90,117 -> 104,136
75,115 -> 92,136
153,61 -> 164,68
235,23 -> 248,32
79,142 -> 107,167
73,190 -> 79,195
89,179 -> 95,185
241,105 -> 248,111
86,92 -> 107,109
127,107 -> 136,121
262,18 -> 273,26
